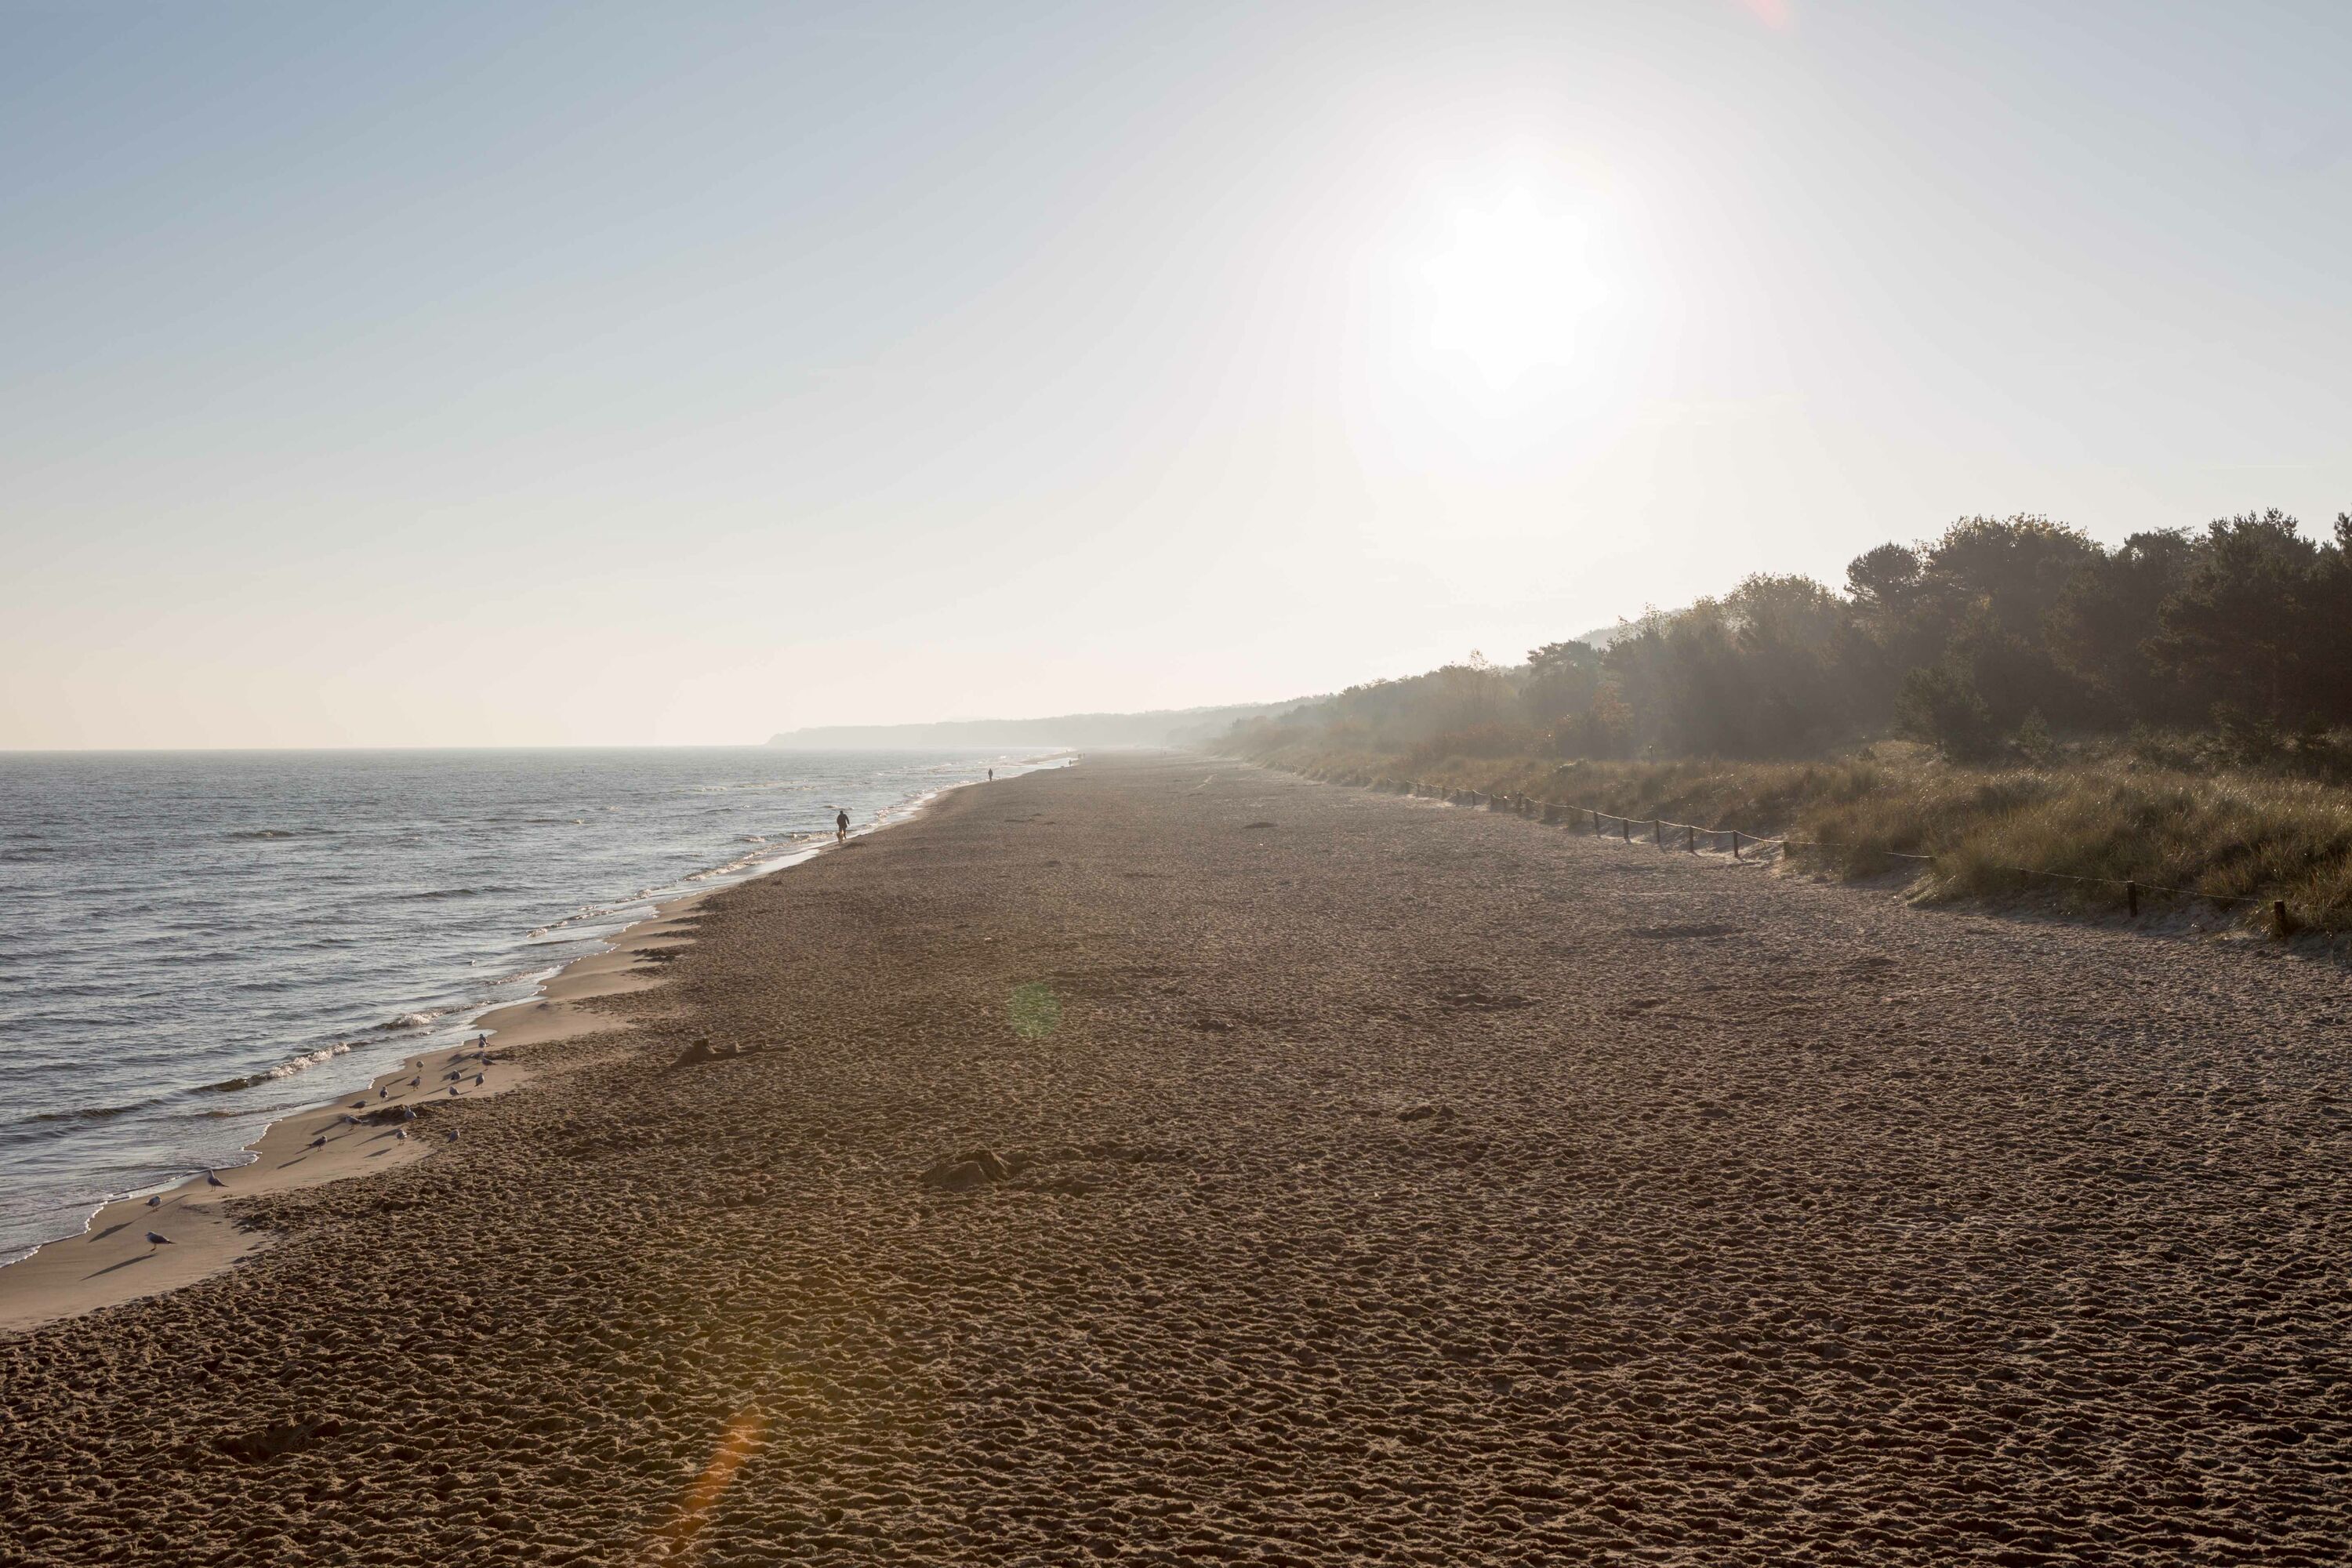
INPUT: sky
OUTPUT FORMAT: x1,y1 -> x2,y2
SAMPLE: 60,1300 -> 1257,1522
4,0 -> 2348,748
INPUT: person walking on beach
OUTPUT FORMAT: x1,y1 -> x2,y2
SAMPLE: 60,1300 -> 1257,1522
836,808 -> 850,844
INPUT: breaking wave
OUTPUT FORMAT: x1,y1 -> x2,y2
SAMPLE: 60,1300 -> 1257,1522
197,1041 -> 354,1093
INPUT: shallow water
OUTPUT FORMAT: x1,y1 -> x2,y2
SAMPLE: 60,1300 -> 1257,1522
0,746 -> 1061,1259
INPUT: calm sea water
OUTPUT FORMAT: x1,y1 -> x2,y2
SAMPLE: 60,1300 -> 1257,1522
0,747 -> 1065,1261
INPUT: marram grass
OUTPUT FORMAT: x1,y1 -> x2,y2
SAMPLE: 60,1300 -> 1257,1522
1233,739 -> 2352,932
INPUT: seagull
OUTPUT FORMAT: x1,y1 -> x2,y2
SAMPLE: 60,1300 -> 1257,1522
205,1170 -> 226,1188
448,1086 -> 459,1097
147,1194 -> 164,1207
146,1231 -> 172,1247
350,1099 -> 366,1109
474,1074 -> 485,1087
378,1087 -> 389,1099
446,1131 -> 459,1143
394,1128 -> 408,1141
309,1135 -> 327,1149
409,1076 -> 421,1089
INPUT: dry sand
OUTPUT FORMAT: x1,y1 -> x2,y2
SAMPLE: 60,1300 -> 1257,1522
4,753 -> 2349,1565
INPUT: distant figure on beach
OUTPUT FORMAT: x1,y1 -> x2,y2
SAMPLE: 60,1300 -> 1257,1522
988,768 -> 994,781
836,808 -> 850,844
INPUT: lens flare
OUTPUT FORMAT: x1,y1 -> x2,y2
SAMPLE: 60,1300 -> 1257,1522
655,1407 -> 768,1561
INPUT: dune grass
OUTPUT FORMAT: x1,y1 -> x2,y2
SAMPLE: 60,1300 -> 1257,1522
1233,737 -> 2352,933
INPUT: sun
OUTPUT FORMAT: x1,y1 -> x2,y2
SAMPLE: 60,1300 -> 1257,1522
1421,191 -> 1603,389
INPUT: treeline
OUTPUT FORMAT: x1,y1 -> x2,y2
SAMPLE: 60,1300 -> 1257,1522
1243,510 -> 2352,764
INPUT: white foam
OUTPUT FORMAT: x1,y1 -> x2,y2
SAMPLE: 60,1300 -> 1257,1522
266,1041 -> 354,1078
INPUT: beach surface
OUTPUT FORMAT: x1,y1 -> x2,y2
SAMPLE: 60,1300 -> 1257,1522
5,753 -> 2349,1564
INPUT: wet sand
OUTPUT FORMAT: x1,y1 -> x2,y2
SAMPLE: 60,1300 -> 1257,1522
0,900 -> 703,1338
4,753 -> 2349,1564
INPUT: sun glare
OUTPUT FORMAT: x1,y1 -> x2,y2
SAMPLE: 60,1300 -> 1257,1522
1421,191 -> 1604,389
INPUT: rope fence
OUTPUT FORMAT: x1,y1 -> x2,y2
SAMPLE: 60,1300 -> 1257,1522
1354,775 -> 2311,941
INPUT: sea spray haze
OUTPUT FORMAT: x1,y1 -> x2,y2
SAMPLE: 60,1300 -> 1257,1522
0,747 -> 1064,1260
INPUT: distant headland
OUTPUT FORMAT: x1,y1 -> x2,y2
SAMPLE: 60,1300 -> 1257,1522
767,700 -> 1304,750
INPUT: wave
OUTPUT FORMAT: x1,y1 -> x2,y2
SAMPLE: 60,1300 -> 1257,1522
383,1011 -> 442,1030
695,781 -> 819,793
683,837 -> 822,884
224,827 -> 337,841
23,1101 -> 147,1124
195,1040 -> 354,1093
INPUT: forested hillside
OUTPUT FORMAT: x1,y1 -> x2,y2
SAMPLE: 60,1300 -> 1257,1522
1231,511 -> 2352,932
1244,510 -> 2352,765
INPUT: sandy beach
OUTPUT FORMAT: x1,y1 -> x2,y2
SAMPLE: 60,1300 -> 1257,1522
4,753 -> 2349,1564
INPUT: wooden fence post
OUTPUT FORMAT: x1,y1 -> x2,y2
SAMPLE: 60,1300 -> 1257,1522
1686,823 -> 1697,853
2274,900 -> 2292,941
1621,817 -> 1631,844
1732,830 -> 1743,861
1653,818 -> 1663,850
2125,880 -> 2138,918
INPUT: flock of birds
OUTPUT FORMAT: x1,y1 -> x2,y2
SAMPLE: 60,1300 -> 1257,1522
140,1036 -> 501,1250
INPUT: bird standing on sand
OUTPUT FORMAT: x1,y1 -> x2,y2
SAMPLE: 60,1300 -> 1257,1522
147,1194 -> 163,1207
474,1074 -> 485,1087
408,1076 -> 421,1088
145,1232 -> 172,1248
310,1134 -> 326,1149
379,1087 -> 388,1099
448,1085 -> 459,1097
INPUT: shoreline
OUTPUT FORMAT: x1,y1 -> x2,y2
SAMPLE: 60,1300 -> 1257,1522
0,896 -> 702,1337
0,762 -> 1050,1338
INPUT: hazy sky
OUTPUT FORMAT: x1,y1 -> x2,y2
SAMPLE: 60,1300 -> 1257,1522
5,1 -> 2348,748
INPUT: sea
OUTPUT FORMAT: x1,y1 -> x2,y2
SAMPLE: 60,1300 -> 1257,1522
0,746 -> 1067,1263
